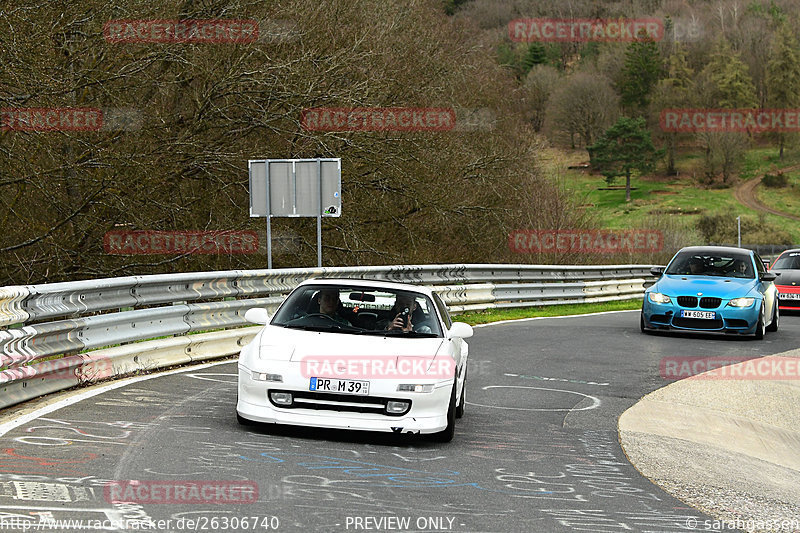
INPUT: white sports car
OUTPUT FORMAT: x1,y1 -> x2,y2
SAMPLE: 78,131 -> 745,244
236,278 -> 473,441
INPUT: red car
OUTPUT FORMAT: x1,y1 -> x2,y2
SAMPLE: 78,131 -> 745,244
770,249 -> 800,311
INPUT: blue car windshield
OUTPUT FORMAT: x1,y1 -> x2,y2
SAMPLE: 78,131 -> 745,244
665,251 -> 755,278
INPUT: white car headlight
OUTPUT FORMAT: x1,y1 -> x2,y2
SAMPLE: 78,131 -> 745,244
252,372 -> 283,382
727,297 -> 755,307
397,384 -> 435,393
648,292 -> 671,304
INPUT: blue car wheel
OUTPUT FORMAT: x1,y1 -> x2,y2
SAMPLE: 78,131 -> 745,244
754,303 -> 765,340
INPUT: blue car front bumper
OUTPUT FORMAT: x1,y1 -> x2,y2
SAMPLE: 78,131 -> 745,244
642,298 -> 759,335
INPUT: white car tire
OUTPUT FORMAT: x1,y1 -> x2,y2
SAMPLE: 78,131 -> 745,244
431,383 -> 456,442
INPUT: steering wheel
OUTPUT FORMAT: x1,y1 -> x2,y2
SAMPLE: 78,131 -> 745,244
304,313 -> 339,322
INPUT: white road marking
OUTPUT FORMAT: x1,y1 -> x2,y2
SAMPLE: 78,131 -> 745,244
184,372 -> 237,383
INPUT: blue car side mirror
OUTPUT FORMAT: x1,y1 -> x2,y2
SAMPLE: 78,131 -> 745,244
760,272 -> 778,282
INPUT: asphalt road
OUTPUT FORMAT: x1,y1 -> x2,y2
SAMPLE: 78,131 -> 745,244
1,310 -> 796,533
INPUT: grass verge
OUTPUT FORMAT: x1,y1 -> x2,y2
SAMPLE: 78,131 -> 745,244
452,298 -> 642,325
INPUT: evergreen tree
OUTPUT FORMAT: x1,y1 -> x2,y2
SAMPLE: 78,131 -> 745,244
699,39 -> 757,184
619,33 -> 662,112
588,117 -> 662,203
766,23 -> 800,159
704,38 -> 757,108
522,43 -> 547,75
652,44 -> 694,174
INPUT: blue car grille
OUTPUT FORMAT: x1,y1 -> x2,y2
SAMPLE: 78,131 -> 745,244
676,296 -> 721,309
672,317 -> 723,329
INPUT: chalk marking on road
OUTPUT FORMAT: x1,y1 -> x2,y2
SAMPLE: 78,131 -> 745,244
0,360 -> 234,438
466,385 -> 601,412
504,373 -> 610,386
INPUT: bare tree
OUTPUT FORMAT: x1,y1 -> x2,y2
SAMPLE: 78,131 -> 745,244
543,70 -> 619,149
523,64 -> 561,131
697,131 -> 750,186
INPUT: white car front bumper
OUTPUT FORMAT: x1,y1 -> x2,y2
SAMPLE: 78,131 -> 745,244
237,366 -> 452,434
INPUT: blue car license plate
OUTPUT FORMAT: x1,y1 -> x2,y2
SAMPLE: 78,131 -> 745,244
680,310 -> 715,319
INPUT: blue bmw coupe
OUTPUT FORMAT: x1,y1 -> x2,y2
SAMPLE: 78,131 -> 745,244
641,246 -> 779,339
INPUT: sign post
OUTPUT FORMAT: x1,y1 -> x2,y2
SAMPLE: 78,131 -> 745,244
248,158 -> 341,268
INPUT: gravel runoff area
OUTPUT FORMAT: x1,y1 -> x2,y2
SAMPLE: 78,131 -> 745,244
619,349 -> 800,533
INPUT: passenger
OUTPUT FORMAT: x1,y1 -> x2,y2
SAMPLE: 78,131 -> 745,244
381,293 -> 431,333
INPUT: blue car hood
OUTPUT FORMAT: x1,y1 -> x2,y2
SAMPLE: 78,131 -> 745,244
653,275 -> 758,299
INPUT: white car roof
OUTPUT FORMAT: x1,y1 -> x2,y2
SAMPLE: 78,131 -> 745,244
296,277 -> 435,297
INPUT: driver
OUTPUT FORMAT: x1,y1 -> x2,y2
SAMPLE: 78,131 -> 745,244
732,259 -> 748,276
687,257 -> 704,275
318,289 -> 352,326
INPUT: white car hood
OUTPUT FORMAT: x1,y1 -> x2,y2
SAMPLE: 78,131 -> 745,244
257,325 -> 445,362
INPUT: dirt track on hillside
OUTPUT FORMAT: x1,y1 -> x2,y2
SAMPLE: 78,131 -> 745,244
734,164 -> 800,221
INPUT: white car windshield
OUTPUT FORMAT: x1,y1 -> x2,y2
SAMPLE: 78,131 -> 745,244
271,284 -> 443,337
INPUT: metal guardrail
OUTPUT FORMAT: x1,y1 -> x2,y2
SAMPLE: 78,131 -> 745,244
0,263 -> 654,410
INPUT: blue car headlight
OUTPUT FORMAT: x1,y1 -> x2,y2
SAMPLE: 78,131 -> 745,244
727,297 -> 755,307
648,292 -> 671,304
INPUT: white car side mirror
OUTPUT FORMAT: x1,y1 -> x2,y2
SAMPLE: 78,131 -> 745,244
448,322 -> 473,339
244,307 -> 271,325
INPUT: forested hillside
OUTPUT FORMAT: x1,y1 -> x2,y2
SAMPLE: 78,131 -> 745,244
455,0 -> 800,180
1,0 -> 589,284
3,0 -> 800,284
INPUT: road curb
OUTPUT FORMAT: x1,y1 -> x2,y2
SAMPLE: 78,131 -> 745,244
619,349 -> 800,528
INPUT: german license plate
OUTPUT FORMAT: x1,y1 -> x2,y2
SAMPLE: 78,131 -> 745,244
681,310 -> 715,319
780,293 -> 800,300
310,377 -> 370,395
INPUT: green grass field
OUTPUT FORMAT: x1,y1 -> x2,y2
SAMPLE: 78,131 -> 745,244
757,169 -> 800,217
452,299 -> 642,325
558,145 -> 800,243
